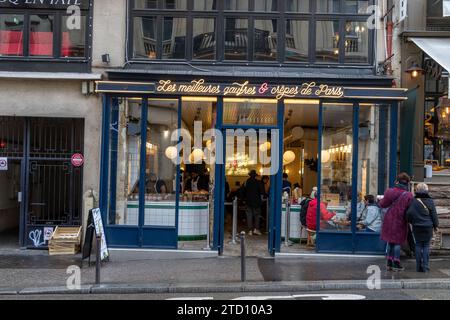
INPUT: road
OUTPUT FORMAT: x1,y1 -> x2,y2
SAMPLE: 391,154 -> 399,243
1,289 -> 450,300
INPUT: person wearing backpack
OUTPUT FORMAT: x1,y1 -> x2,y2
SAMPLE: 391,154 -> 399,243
379,172 -> 414,272
299,196 -> 312,228
406,183 -> 439,272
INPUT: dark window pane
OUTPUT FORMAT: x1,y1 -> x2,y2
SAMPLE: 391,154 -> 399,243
428,0 -> 443,17
193,0 -> 217,10
285,20 -> 309,62
163,0 -> 187,9
254,19 -> 277,61
345,21 -> 369,64
133,16 -> 157,59
224,0 -> 249,11
163,17 -> 186,59
0,14 -> 24,57
317,0 -> 340,13
286,0 -> 310,12
134,0 -> 158,9
193,18 -> 216,60
30,15 -> 54,57
344,1 -> 369,14
316,20 -> 340,63
254,0 -> 278,11
61,15 -> 86,58
224,18 -> 248,60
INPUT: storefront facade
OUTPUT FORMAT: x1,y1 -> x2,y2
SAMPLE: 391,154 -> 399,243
97,76 -> 406,255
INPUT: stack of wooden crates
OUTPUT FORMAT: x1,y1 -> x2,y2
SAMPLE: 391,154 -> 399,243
48,226 -> 82,255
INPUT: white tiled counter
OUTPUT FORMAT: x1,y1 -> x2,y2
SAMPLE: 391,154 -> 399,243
126,201 -> 209,241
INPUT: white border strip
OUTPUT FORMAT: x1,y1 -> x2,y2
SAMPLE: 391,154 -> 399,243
275,252 -> 383,259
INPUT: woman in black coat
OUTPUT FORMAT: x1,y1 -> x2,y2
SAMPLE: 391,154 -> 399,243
406,183 -> 439,273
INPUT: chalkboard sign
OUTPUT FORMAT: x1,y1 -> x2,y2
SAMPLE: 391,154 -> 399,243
82,208 -> 109,264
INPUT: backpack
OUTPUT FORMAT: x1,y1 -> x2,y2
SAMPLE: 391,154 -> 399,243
300,197 -> 312,227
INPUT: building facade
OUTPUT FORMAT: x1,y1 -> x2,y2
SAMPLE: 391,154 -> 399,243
0,0 -> 413,255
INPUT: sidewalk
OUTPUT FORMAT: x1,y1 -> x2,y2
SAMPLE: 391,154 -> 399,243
1,249 -> 450,295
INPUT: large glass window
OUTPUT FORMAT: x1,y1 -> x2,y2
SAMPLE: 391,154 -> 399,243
163,17 -> 186,59
320,103 -> 354,232
193,18 -> 216,60
254,19 -> 278,61
224,18 -> 248,61
285,20 -> 309,62
345,21 -> 369,64
129,0 -> 373,64
316,20 -> 340,63
29,15 -> 54,57
0,7 -> 90,61
0,14 -> 24,57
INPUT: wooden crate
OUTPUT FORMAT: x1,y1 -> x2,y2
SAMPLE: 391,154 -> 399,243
48,226 -> 82,256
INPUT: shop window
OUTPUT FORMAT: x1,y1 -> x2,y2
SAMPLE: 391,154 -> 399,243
0,14 -> 24,57
224,18 -> 248,61
193,0 -> 217,11
286,0 -> 310,12
254,19 -> 278,62
29,15 -> 54,57
223,98 -> 278,126
178,97 -> 217,249
254,0 -> 278,12
344,21 -> 369,64
224,0 -> 249,11
316,20 -> 340,63
61,15 -> 86,58
285,20 -> 309,62
162,17 -> 187,59
108,99 -> 142,226
320,103 -> 354,232
355,104 -> 386,234
133,16 -> 157,59
193,18 -> 216,60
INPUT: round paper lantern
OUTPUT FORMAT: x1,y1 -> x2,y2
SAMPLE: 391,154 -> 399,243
283,151 -> 296,165
259,141 -> 271,152
190,148 -> 204,163
321,150 -> 331,163
165,146 -> 178,160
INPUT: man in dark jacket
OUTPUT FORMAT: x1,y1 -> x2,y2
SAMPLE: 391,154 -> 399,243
406,183 -> 439,272
243,170 -> 264,236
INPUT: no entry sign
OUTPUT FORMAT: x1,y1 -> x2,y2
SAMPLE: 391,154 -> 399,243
0,158 -> 7,171
71,153 -> 84,167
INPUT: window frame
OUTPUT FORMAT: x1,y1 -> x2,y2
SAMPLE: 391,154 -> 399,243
0,5 -> 93,71
128,0 -> 375,67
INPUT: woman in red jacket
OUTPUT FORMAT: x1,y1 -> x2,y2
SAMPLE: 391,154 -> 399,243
306,193 -> 336,231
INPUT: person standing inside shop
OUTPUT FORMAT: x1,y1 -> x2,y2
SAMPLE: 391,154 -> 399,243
243,170 -> 264,236
185,170 -> 209,193
379,173 -> 414,272
406,183 -> 439,272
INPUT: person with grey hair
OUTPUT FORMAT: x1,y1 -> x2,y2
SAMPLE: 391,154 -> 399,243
406,183 -> 439,272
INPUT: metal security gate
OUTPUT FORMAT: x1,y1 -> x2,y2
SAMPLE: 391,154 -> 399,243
0,116 -> 84,249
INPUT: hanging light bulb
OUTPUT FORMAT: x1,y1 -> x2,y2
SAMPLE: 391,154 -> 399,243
283,151 -> 296,165
165,146 -> 178,160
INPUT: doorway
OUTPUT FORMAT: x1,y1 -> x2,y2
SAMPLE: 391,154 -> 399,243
0,116 -> 84,249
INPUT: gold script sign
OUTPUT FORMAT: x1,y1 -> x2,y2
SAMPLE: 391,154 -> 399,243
157,79 -> 344,99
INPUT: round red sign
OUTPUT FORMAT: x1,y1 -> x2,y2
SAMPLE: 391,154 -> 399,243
71,153 -> 84,167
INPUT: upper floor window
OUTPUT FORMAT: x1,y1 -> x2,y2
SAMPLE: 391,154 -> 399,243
0,0 -> 91,60
130,0 -> 374,65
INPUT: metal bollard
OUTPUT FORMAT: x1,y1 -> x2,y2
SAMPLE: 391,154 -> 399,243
232,197 -> 238,245
240,231 -> 246,282
95,234 -> 101,285
284,199 -> 291,247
